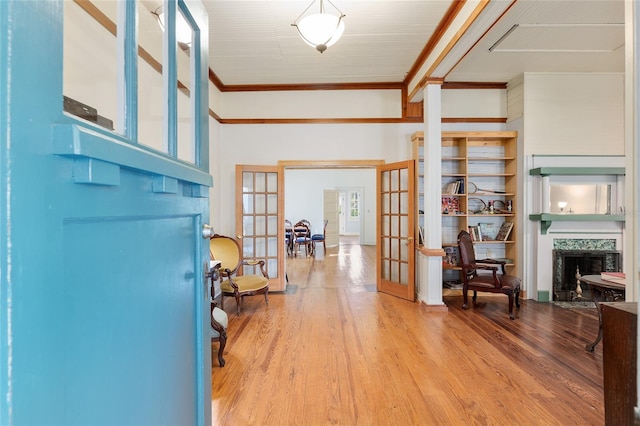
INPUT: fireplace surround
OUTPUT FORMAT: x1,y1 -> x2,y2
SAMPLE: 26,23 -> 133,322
552,239 -> 621,301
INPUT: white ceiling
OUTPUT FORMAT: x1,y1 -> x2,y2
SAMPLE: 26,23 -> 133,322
144,0 -> 625,87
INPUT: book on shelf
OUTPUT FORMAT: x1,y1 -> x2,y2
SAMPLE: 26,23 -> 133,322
495,221 -> 514,241
444,181 -> 459,195
468,225 -> 482,241
478,222 -> 499,241
600,271 -> 626,285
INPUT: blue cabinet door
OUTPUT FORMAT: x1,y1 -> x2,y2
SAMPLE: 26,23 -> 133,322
0,1 -> 212,424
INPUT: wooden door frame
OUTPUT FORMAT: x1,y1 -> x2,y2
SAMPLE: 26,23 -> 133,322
278,159 -> 384,241
278,159 -> 385,288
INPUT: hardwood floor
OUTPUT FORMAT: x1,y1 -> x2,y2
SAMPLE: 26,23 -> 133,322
212,242 -> 605,425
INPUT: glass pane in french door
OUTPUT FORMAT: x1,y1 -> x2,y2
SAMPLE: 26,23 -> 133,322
236,165 -> 285,291
377,161 -> 415,301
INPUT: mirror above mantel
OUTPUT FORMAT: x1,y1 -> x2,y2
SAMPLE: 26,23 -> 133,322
529,167 -> 626,234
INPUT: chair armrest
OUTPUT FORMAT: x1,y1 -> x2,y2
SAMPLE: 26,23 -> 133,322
242,259 -> 269,279
464,263 -> 500,283
221,268 -> 240,290
470,262 -> 499,271
476,258 -> 507,274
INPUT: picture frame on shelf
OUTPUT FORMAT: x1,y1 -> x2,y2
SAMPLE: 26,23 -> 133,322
495,221 -> 514,241
478,222 -> 499,241
441,196 -> 459,214
444,246 -> 459,266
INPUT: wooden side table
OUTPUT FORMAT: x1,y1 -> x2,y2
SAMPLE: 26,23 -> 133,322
601,302 -> 637,425
576,275 -> 626,352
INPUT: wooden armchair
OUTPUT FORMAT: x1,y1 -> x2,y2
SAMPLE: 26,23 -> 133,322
457,230 -> 521,320
209,234 -> 269,316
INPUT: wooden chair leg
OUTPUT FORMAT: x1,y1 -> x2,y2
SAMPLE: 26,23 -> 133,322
462,288 -> 469,310
234,294 -> 241,316
216,330 -> 227,367
264,290 -> 269,305
508,292 -> 515,320
515,287 -> 521,308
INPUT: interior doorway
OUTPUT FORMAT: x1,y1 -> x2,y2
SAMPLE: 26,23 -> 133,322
338,187 -> 364,245
283,165 -> 377,247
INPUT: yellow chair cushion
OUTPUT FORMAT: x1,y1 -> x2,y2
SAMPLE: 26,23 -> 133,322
220,275 -> 269,293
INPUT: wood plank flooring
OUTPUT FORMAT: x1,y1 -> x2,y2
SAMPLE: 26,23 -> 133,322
212,242 -> 605,425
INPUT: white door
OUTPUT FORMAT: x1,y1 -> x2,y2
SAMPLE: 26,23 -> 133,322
338,191 -> 346,234
323,189 -> 340,247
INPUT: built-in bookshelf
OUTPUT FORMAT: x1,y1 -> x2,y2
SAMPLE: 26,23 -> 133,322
412,131 -> 519,286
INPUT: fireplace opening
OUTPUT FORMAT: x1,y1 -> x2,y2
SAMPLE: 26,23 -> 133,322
553,250 -> 621,301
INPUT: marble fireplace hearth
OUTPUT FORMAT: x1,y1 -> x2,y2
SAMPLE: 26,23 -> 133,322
552,239 -> 621,302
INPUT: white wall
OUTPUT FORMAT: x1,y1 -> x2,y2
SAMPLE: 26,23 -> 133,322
217,88 -> 507,121
285,170 -> 376,244
514,73 -> 627,300
212,123 -> 424,235
523,73 -> 624,156
441,89 -> 506,118
220,90 -> 402,119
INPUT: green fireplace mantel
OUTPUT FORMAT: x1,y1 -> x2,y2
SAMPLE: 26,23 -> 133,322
529,213 -> 626,234
529,167 -> 626,176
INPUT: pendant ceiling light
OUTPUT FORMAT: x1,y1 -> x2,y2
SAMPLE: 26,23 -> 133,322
152,6 -> 192,46
292,0 -> 345,53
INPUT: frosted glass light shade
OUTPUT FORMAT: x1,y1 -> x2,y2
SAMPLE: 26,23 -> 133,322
296,13 -> 345,52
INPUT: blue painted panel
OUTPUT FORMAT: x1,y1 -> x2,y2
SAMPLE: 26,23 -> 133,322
62,215 -> 198,424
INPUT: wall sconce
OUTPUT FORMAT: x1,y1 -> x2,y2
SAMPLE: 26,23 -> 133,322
292,0 -> 345,53
558,201 -> 567,213
152,6 -> 192,46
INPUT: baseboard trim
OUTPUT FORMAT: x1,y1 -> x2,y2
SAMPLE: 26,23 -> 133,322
419,300 -> 449,312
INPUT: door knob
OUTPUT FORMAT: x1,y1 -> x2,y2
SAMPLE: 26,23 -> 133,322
202,224 -> 215,239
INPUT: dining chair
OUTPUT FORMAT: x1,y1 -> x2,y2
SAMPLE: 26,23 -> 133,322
311,219 -> 328,253
293,221 -> 313,257
285,219 -> 293,256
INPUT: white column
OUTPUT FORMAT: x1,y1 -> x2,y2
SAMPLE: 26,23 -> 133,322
542,175 -> 551,213
420,82 -> 446,308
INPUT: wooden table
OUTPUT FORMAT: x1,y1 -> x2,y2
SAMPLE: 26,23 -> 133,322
578,275 -> 626,352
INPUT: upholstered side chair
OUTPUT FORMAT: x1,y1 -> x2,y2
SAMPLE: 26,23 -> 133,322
457,230 -> 521,320
211,302 -> 228,367
209,234 -> 269,316
207,261 -> 228,367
